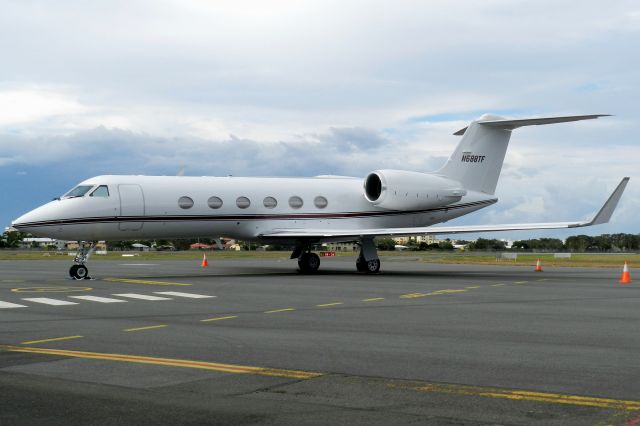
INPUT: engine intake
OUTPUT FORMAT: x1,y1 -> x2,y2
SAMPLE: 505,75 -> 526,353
363,170 -> 466,210
364,173 -> 383,201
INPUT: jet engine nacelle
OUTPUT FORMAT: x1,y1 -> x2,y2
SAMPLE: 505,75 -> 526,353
363,170 -> 466,210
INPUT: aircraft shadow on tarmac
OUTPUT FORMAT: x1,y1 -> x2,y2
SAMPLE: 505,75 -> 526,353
104,268 -> 549,280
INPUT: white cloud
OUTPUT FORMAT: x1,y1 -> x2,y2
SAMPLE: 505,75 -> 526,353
0,86 -> 85,128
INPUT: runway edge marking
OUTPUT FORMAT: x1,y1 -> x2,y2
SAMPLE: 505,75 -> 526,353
123,325 -> 168,332
201,315 -> 238,322
389,381 -> 640,411
0,345 -> 322,380
21,336 -> 84,345
103,278 -> 191,286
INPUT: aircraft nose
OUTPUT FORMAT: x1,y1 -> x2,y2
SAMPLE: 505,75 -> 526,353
11,210 -> 39,231
11,202 -> 59,236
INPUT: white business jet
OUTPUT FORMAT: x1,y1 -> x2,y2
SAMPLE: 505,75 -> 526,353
11,114 -> 629,279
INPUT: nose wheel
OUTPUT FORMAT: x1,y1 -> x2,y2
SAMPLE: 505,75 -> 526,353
69,241 -> 96,280
69,264 -> 89,280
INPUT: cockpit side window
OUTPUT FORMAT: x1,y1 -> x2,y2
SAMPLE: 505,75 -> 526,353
63,185 -> 94,198
90,185 -> 110,197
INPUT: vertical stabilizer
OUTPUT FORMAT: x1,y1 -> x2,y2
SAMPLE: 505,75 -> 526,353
438,115 -> 511,195
437,114 -> 608,195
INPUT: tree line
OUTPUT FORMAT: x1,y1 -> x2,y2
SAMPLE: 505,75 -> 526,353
2,230 -> 639,252
471,234 -> 640,252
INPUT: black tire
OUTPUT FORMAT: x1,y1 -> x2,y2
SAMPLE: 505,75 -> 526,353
69,265 -> 79,279
365,258 -> 380,273
72,265 -> 89,280
298,253 -> 320,274
356,256 -> 380,273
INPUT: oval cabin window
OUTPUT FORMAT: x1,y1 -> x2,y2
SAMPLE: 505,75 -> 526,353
208,196 -> 223,209
236,196 -> 251,209
263,196 -> 277,209
314,196 -> 328,209
178,196 -> 194,209
288,196 -> 303,209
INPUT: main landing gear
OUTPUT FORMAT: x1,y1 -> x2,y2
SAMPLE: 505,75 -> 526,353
356,254 -> 381,273
298,252 -> 321,274
69,241 -> 96,280
356,238 -> 380,273
290,238 -> 381,274
290,244 -> 321,274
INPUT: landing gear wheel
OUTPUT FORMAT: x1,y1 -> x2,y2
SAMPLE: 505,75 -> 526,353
70,265 -> 89,280
356,256 -> 380,273
365,259 -> 380,273
298,253 -> 320,274
69,265 -> 79,279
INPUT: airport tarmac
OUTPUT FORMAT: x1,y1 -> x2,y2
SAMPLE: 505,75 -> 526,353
1,256 -> 639,425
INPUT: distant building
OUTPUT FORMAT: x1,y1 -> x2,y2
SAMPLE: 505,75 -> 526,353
323,242 -> 358,252
21,238 -> 58,249
393,235 -> 439,245
66,241 -> 107,251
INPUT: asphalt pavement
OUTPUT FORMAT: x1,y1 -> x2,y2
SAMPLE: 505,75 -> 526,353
1,256 -> 639,425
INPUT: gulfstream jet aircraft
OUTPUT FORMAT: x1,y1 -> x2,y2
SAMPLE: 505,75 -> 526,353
12,114 -> 629,279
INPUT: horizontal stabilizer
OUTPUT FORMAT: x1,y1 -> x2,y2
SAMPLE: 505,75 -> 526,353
261,178 -> 629,240
453,114 -> 610,136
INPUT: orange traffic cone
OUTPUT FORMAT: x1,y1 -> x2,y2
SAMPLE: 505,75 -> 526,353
201,253 -> 209,268
534,259 -> 543,272
619,261 -> 631,284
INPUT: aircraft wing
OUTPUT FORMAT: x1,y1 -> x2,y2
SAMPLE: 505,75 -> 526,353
261,177 -> 629,239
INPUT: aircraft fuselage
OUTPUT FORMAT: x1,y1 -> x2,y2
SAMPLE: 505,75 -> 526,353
12,175 -> 495,243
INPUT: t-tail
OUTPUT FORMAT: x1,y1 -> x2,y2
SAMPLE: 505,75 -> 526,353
437,114 -> 609,194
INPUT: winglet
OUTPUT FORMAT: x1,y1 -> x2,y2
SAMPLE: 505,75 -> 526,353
576,177 -> 630,227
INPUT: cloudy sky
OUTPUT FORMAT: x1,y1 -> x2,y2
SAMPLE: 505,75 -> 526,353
1,0 -> 638,239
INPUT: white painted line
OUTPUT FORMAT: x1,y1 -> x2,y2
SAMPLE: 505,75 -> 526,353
69,295 -> 127,303
153,292 -> 215,299
113,293 -> 172,301
0,301 -> 28,309
22,298 -> 78,306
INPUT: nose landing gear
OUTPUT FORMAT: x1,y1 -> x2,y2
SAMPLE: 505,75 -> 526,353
69,241 -> 96,280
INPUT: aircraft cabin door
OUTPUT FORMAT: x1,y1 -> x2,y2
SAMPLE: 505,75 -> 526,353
118,184 -> 145,231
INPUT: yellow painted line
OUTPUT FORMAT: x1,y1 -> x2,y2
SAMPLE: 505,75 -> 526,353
491,283 -> 505,287
103,278 -> 191,286
362,298 -> 385,302
316,302 -> 343,307
201,315 -> 238,322
123,325 -> 168,332
12,286 -> 92,293
390,382 -> 640,411
514,281 -> 528,284
264,308 -> 296,314
400,293 -> 428,299
465,286 -> 481,289
21,335 -> 83,345
430,289 -> 467,295
0,345 -> 322,380
401,289 -> 468,299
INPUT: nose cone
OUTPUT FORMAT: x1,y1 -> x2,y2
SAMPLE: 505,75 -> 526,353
11,202 -> 60,237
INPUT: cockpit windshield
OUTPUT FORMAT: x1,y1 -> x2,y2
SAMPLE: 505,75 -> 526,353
62,185 -> 94,198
